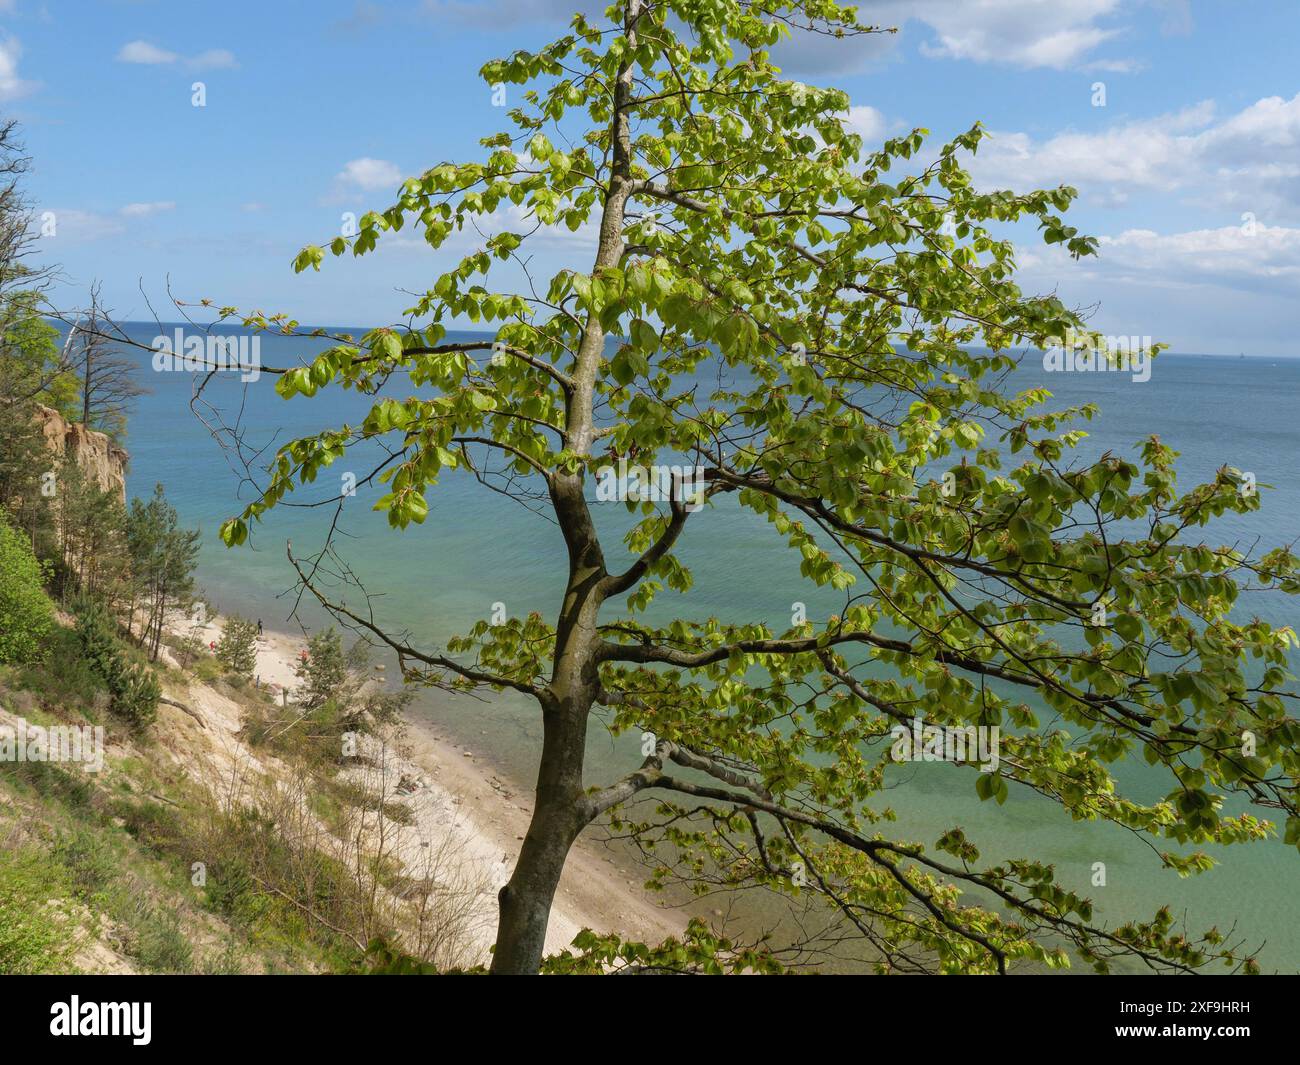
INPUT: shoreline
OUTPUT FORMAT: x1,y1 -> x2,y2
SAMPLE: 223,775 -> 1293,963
168,612 -> 686,962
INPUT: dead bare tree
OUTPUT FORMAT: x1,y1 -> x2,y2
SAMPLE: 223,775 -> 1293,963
68,283 -> 149,438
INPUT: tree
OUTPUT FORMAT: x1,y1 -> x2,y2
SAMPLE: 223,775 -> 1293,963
0,396 -> 57,548
295,627 -> 349,710
50,458 -> 130,604
0,509 -> 54,664
174,629 -> 206,671
72,597 -> 161,731
0,123 -> 78,548
216,616 -> 258,679
1,390 -> 131,609
67,286 -> 147,443
293,629 -> 411,731
0,290 -> 78,418
0,122 -> 54,343
126,483 -> 200,661
0,122 -> 74,417
215,0 -> 1298,974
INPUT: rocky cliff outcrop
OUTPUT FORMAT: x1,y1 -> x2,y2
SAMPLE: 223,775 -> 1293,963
33,404 -> 129,504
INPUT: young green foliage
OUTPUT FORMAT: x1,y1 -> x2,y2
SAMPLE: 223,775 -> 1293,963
217,0 -> 1297,974
0,509 -> 54,665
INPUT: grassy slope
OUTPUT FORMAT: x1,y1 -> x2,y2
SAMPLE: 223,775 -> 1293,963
0,625 -> 348,975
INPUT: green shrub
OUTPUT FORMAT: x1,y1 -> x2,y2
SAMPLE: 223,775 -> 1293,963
72,599 -> 159,732
0,848 -> 73,974
192,656 -> 222,684
202,856 -> 256,919
71,597 -> 119,670
112,662 -> 160,731
198,936 -> 246,975
0,512 -> 55,665
15,624 -> 107,717
54,827 -> 118,901
131,907 -> 193,974
2,758 -> 94,809
113,797 -> 183,854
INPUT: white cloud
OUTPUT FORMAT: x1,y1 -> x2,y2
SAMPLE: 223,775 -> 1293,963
1012,222 -> 1300,354
1020,223 -> 1300,295
116,41 -> 180,65
119,201 -> 176,217
843,105 -> 887,142
968,94 -> 1300,217
116,40 -> 238,70
35,209 -> 126,244
1152,0 -> 1194,37
424,0 -> 1128,74
908,0 -> 1125,69
417,0 -> 1131,75
1096,224 -> 1300,289
190,49 -> 238,71
971,102 -> 1215,192
35,201 -> 183,243
336,157 -> 404,191
424,0 -> 1131,74
771,0 -> 1133,74
0,35 -> 38,101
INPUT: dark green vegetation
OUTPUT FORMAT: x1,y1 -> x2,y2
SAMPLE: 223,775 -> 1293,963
71,598 -> 161,732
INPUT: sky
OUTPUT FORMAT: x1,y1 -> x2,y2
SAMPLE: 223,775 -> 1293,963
3,0 -> 1300,354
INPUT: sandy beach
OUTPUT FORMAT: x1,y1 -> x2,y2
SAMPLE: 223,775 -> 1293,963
163,613 -> 685,962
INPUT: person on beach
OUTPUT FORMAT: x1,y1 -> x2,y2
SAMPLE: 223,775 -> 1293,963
257,619 -> 263,638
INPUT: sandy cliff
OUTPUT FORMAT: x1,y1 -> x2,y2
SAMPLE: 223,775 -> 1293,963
33,403 -> 129,504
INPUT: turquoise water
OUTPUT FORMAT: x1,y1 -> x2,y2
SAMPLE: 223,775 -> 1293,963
107,325 -> 1300,970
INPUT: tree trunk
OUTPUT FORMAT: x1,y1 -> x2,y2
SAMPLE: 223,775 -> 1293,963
490,472 -> 608,974
489,703 -> 590,973
82,346 -> 92,427
487,0 -> 642,975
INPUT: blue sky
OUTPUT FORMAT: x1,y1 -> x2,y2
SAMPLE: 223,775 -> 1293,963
4,0 -> 1300,353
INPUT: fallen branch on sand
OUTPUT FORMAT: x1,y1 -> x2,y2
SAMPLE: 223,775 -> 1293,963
160,695 -> 206,729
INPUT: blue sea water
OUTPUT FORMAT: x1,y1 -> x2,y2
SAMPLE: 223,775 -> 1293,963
106,324 -> 1300,970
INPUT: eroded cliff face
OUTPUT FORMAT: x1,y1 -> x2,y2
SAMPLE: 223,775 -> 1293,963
33,404 -> 129,504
